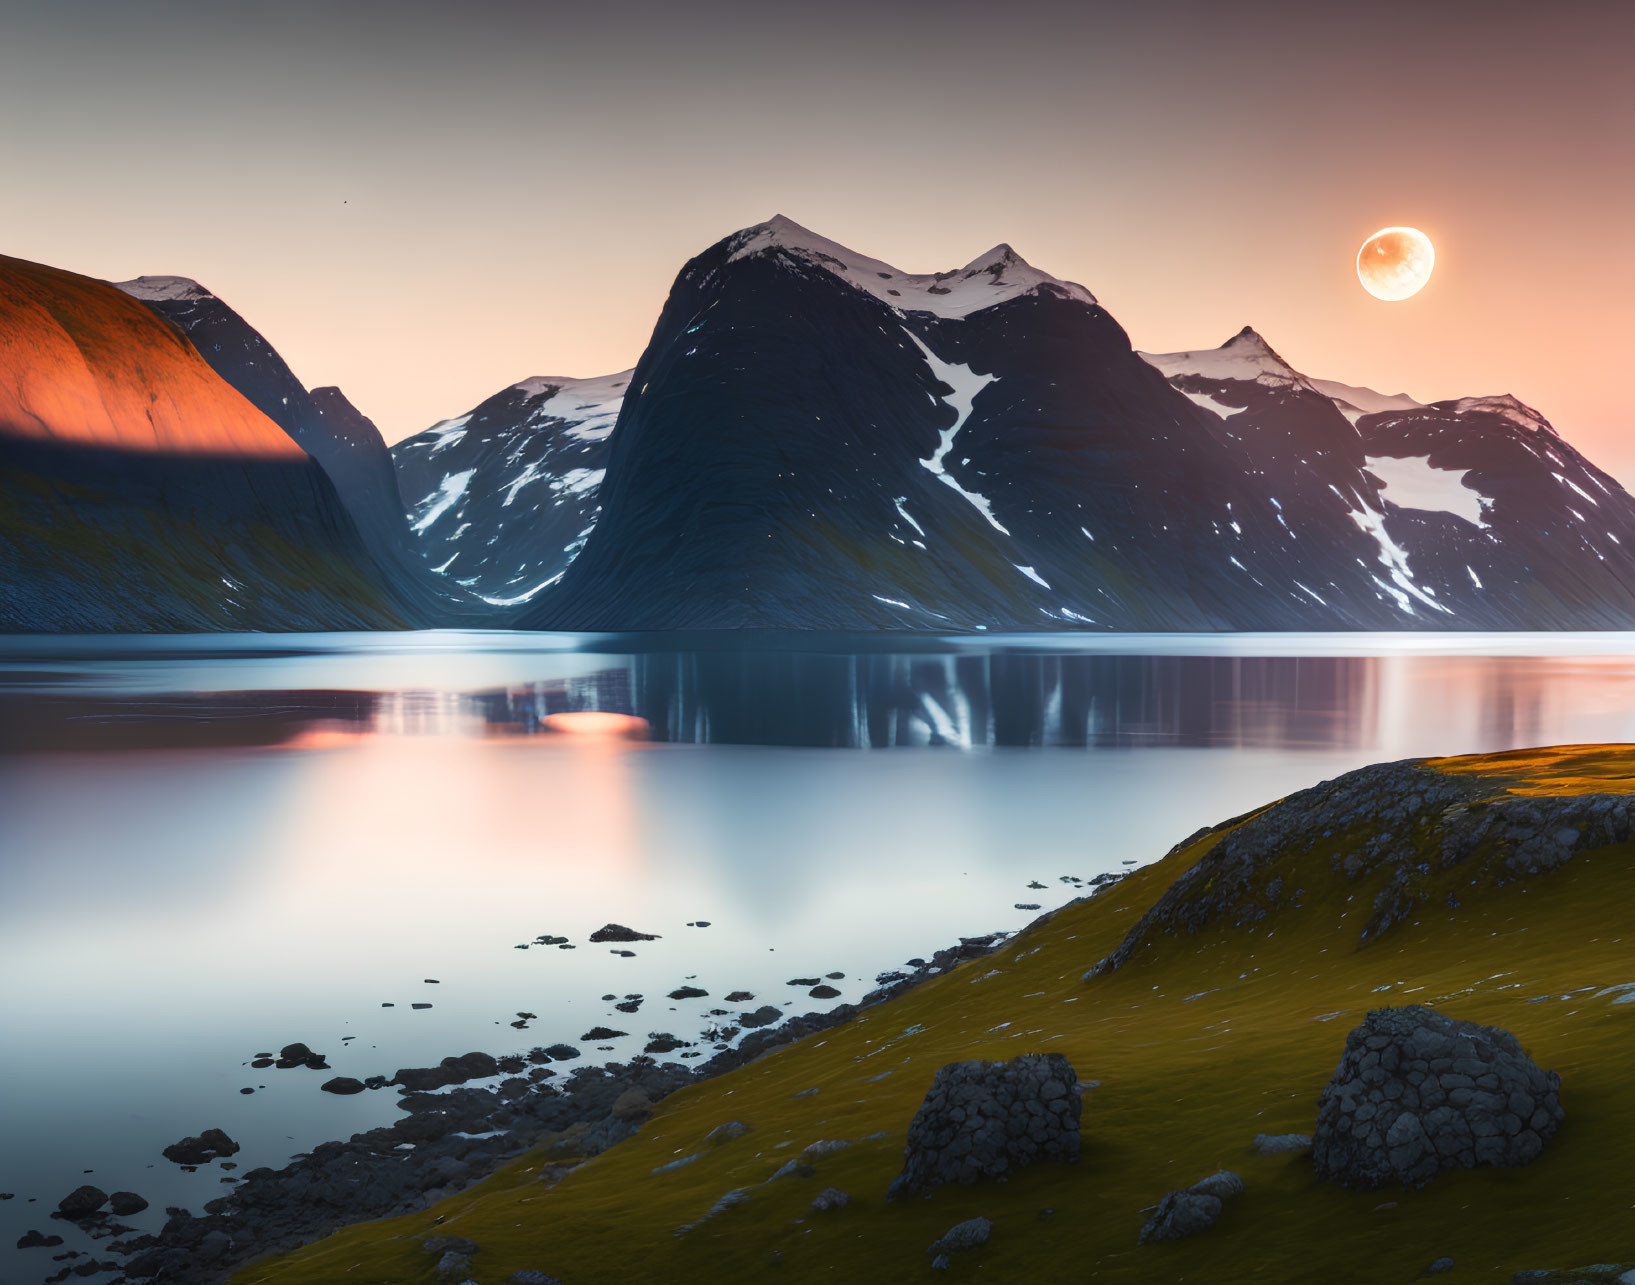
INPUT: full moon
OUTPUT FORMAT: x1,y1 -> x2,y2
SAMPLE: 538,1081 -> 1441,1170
1356,226 -> 1435,301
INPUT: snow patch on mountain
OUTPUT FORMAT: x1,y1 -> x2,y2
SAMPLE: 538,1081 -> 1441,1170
422,414 -> 473,457
1310,378 -> 1422,424
1341,489 -> 1453,617
906,330 -> 1008,535
1365,455 -> 1491,528
112,274 -> 212,303
730,215 -> 1097,319
1178,388 -> 1241,419
1140,328 -> 1305,389
514,370 -> 632,442
412,469 -> 473,532
1442,394 -> 1556,435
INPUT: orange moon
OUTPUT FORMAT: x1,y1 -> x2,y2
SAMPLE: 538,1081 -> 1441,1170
1356,226 -> 1435,301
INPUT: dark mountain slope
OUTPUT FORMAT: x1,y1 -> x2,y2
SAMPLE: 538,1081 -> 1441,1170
391,371 -> 628,606
0,255 -> 414,631
523,218 -> 1408,630
112,275 -> 469,618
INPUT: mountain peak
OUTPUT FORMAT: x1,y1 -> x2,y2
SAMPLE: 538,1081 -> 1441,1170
112,274 -> 212,304
1440,393 -> 1556,435
726,217 -> 1095,319
1139,327 -> 1303,389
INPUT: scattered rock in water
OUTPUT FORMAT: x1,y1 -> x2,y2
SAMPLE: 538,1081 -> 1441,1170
724,991 -> 755,1003
1312,1006 -> 1564,1190
249,1057 -> 274,1069
18,1229 -> 65,1248
704,1121 -> 752,1146
808,984 -> 841,1000
811,1187 -> 849,1211
1027,880 -> 1047,890
928,1215 -> 992,1261
614,997 -> 644,1014
580,1027 -> 628,1042
609,950 -> 636,958
1252,1132 -> 1313,1156
787,977 -> 821,987
393,1052 -> 500,1092
686,921 -> 711,928
107,1191 -> 148,1217
424,979 -> 440,984
739,1005 -> 782,1029
1015,903 -> 1042,910
240,1087 -> 254,1095
825,971 -> 844,979
534,935 -> 569,946
889,1054 -> 1081,1200
274,1042 -> 329,1070
644,1033 -> 689,1054
53,1186 -> 108,1221
543,1044 -> 581,1061
412,1002 -> 433,1010
161,1130 -> 239,1166
588,924 -> 659,943
381,1003 -> 394,1008
668,986 -> 709,1000
321,1077 -> 366,1096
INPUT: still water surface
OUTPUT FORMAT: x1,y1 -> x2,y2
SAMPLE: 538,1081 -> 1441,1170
3,630 -> 1635,1276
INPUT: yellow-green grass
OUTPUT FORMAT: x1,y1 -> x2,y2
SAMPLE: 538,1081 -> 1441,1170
239,747 -> 1635,1283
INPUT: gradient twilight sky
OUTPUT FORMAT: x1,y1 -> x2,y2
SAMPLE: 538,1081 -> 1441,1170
4,0 -> 1632,470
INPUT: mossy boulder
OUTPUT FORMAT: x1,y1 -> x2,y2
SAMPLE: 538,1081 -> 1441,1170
1313,1005 -> 1563,1190
888,1053 -> 1081,1199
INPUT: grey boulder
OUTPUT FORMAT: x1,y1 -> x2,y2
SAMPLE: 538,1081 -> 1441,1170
1313,1006 -> 1563,1191
888,1054 -> 1081,1199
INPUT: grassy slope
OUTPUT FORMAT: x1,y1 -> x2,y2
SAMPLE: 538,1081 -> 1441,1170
239,747 -> 1635,1284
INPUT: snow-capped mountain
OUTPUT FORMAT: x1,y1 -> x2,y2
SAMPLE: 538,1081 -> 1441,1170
1141,330 -> 1635,626
492,216 -> 1635,631
0,256 -> 420,631
391,370 -> 629,606
111,274 -> 464,614
520,217 -> 1434,630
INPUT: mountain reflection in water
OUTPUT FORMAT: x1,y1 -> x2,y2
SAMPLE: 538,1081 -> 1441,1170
1,640 -> 1622,754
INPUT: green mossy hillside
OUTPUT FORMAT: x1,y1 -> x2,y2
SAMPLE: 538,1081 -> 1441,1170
239,747 -> 1635,1284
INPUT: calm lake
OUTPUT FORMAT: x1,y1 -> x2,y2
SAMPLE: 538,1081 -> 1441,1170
4,630 -> 1635,1278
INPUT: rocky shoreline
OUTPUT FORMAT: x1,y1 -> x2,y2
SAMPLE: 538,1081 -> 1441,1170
80,907 -> 1103,1285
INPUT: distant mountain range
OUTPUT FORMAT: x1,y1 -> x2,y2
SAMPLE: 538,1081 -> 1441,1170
5,219 -> 1635,632
500,217 -> 1635,629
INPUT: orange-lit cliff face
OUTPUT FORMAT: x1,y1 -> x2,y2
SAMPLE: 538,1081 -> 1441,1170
0,255 -> 304,458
